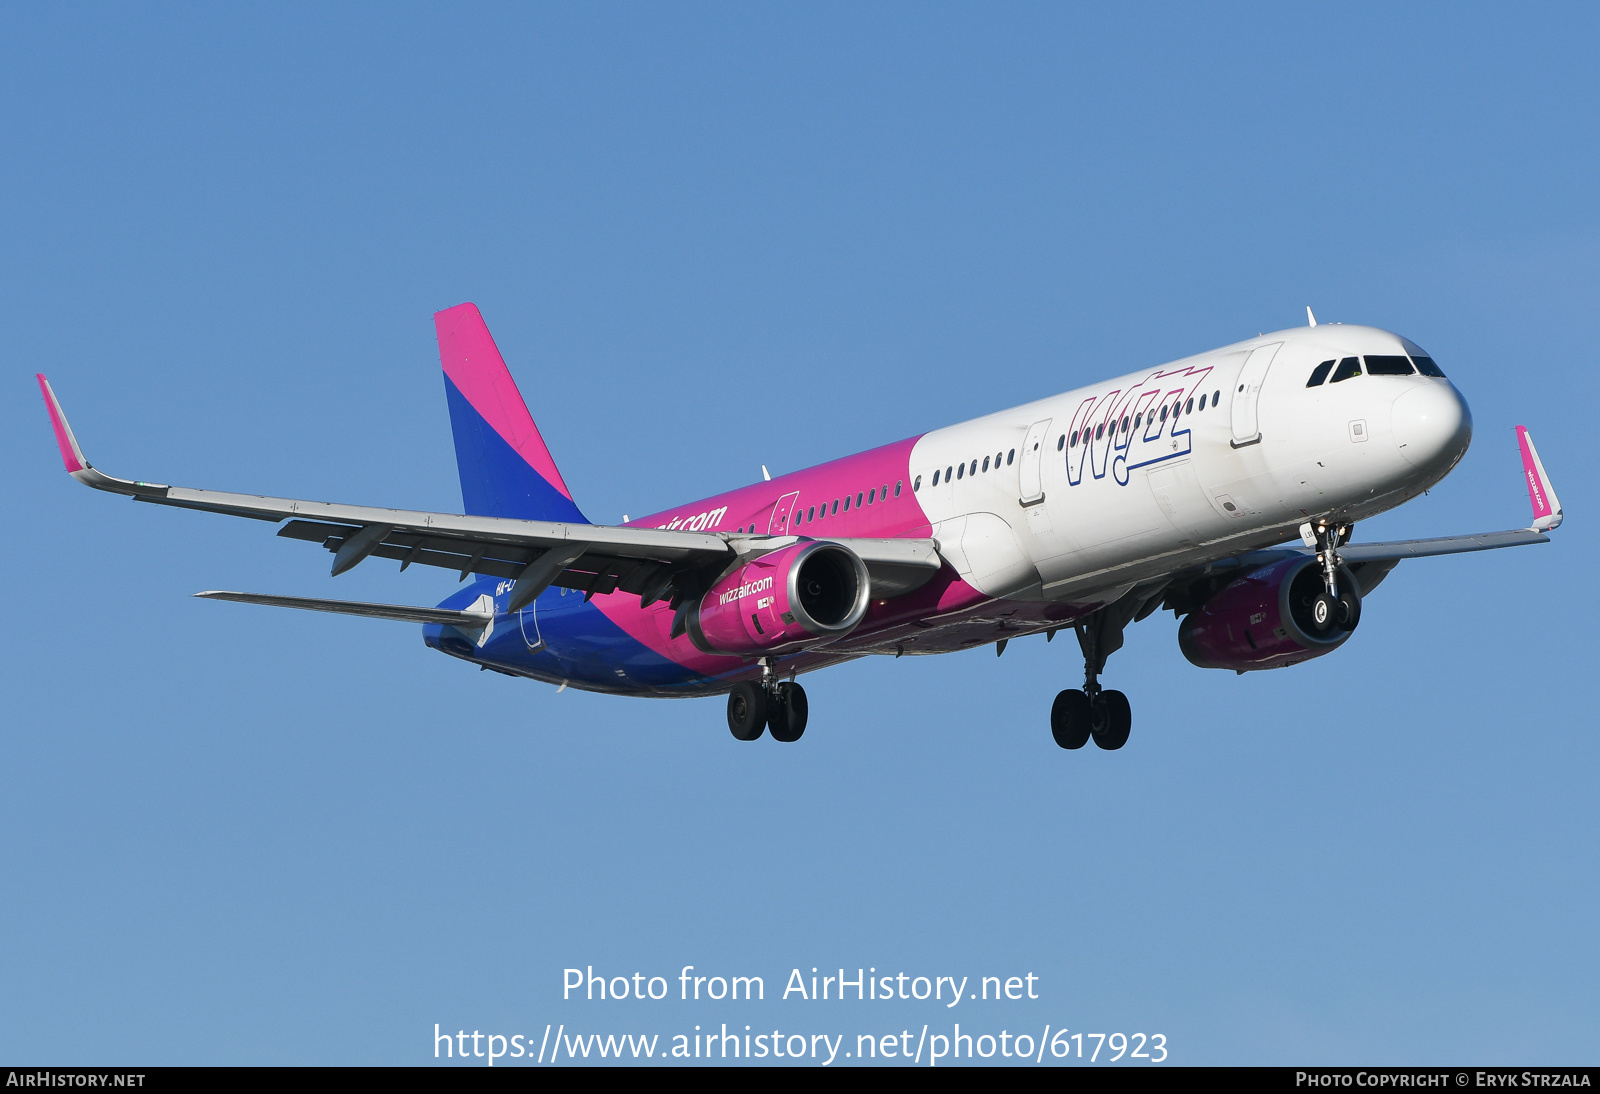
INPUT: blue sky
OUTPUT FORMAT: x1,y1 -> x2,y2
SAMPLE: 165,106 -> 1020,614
2,3 -> 1596,1065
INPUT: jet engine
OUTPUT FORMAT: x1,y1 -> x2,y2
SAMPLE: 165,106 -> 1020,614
686,540 -> 871,656
1177,555 -> 1361,672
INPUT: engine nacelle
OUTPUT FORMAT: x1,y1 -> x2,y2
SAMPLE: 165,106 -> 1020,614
687,540 -> 871,656
1178,556 -> 1360,672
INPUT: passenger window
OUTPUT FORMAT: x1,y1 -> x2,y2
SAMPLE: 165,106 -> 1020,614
967,462 -> 975,478
1053,437 -> 1061,453
1186,397 -> 1193,413
1330,357 -> 1362,383
956,464 -> 964,480
1133,413 -> 1142,430
857,491 -> 865,506
1365,355 -> 1414,376
895,481 -> 903,497
1121,416 -> 1129,433
1213,389 -> 1220,403
996,452 -> 1002,467
843,495 -> 851,511
1070,431 -> 1078,447
882,483 -> 889,499
913,476 -> 921,492
831,499 -> 838,515
1412,356 -> 1447,377
1307,359 -> 1335,386
1007,449 -> 1015,464
983,455 -> 992,471
867,488 -> 875,504
1095,424 -> 1104,439
807,507 -> 815,521
932,470 -> 939,486
1160,405 -> 1168,421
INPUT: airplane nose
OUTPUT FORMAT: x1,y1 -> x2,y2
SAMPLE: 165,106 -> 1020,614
1392,381 -> 1472,472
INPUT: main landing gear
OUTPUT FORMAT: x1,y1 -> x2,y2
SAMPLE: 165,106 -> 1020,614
1051,592 -> 1151,751
727,659 -> 808,743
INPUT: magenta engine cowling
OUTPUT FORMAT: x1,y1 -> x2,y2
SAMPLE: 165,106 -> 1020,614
687,540 -> 871,656
1178,556 -> 1358,671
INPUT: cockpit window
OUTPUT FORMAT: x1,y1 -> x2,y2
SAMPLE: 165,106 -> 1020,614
1412,356 -> 1447,377
1365,355 -> 1414,376
1329,357 -> 1362,383
1306,359 -> 1335,387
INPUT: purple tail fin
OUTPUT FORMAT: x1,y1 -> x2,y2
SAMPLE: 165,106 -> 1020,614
435,303 -> 589,525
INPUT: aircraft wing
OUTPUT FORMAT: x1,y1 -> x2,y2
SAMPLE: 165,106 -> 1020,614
1333,425 -> 1561,563
1337,527 -> 1548,562
39,376 -> 940,610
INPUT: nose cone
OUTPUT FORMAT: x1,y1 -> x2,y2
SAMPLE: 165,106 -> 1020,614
1393,382 -> 1472,473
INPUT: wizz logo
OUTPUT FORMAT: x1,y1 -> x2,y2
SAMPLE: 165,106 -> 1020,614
1065,363 -> 1214,487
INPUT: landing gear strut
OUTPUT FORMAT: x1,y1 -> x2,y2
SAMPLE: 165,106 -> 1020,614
1304,519 -> 1359,632
1051,587 -> 1158,751
727,659 -> 808,742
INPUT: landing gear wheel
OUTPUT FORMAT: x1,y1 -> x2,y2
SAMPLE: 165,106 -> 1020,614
1051,689 -> 1092,750
1337,587 -> 1362,629
1309,591 -> 1338,632
1091,690 -> 1132,750
727,681 -> 768,741
769,682 -> 808,742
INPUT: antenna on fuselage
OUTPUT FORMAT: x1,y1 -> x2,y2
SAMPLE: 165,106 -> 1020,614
761,465 -> 771,481
1306,306 -> 1318,327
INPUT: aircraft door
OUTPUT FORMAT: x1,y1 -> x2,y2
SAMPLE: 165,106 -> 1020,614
518,600 -> 545,652
768,491 -> 799,534
1230,342 -> 1282,447
1018,419 -> 1052,506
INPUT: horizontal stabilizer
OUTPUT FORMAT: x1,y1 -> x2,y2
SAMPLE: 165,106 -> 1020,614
194,590 -> 494,628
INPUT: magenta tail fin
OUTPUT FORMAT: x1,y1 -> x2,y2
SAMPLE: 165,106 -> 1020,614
435,303 -> 589,525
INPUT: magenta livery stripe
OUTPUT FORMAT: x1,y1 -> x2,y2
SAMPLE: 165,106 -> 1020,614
37,374 -> 85,473
433,303 -> 575,502
587,433 -> 957,673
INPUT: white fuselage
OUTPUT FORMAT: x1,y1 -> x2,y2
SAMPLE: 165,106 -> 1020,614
908,324 -> 1473,604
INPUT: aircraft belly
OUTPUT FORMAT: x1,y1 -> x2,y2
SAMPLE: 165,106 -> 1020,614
453,589 -> 714,695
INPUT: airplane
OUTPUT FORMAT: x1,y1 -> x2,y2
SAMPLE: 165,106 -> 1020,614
37,302 -> 1563,749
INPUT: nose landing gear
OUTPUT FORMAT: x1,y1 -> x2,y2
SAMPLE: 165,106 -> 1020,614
726,659 -> 808,742
1304,519 -> 1359,632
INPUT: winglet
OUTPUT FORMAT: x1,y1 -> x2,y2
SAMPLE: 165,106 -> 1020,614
1516,426 -> 1563,532
35,374 -> 168,498
37,374 -> 88,474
